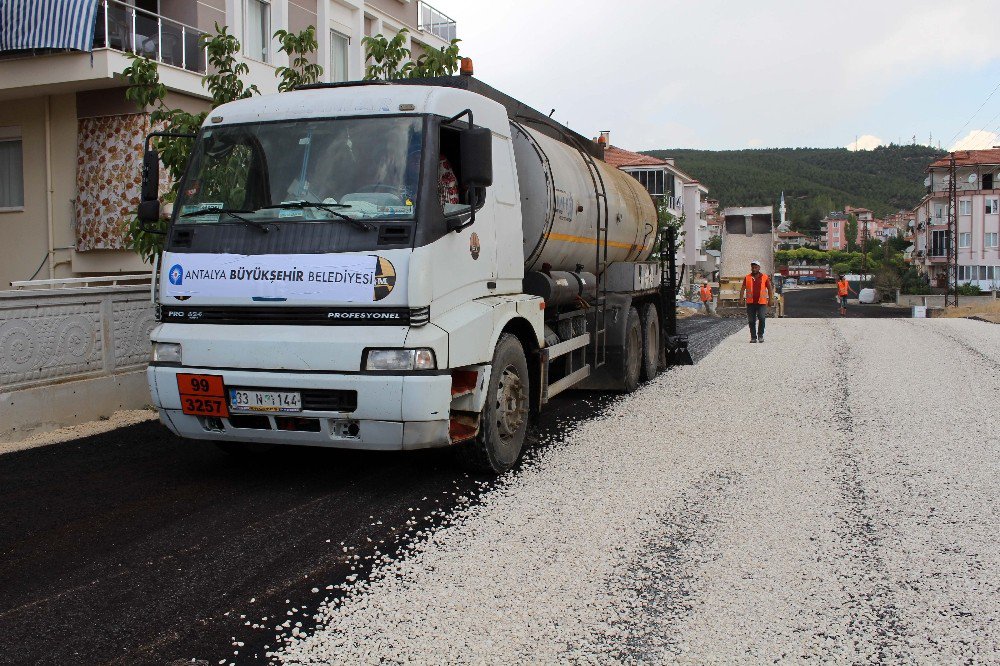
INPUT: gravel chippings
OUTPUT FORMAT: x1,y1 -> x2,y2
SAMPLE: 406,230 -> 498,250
277,319 -> 1000,665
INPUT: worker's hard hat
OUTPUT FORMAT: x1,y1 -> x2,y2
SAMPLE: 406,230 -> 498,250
750,259 -> 761,266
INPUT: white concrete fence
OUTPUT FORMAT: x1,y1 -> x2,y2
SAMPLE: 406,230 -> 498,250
0,276 -> 155,441
895,291 -> 999,308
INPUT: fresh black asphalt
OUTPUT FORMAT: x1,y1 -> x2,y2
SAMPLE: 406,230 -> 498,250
0,317 -> 737,666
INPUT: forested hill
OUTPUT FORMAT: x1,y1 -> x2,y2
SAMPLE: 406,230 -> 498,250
642,145 -> 944,231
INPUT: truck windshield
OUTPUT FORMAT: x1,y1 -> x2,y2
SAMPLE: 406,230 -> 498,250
175,116 -> 422,223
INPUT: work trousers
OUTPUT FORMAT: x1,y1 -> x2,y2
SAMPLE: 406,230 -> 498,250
746,303 -> 767,339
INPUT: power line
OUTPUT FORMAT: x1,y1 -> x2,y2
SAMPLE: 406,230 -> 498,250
946,79 -> 1000,149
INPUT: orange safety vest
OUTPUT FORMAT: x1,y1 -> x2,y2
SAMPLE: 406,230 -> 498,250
837,279 -> 849,297
700,285 -> 712,302
743,273 -> 771,305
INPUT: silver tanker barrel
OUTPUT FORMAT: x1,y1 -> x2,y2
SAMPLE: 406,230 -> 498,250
511,122 -> 658,276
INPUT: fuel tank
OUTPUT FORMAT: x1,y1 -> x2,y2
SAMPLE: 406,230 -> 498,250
512,122 -> 658,275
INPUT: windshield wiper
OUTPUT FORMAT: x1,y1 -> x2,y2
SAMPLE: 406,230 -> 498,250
272,201 -> 373,231
180,207 -> 272,234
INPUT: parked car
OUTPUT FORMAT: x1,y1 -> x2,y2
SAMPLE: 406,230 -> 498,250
798,275 -> 818,284
783,278 -> 798,288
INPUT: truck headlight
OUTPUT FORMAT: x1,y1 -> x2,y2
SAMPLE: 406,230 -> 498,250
365,348 -> 436,371
151,342 -> 182,364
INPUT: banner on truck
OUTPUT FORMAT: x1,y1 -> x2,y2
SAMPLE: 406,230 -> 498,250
163,253 -> 395,302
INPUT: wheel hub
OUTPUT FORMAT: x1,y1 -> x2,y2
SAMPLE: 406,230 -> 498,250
495,364 -> 527,442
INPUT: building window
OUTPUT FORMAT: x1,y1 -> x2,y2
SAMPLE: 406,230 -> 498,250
931,230 -> 949,256
833,240 -> 840,248
330,30 -> 349,82
986,198 -> 999,215
630,169 -> 665,197
959,232 -> 971,248
959,200 -> 972,216
832,221 -> 839,229
0,135 -> 24,209
934,205 -> 943,220
986,232 -> 998,248
245,0 -> 270,62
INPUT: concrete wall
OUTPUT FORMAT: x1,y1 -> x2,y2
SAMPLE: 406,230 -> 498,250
895,292 -> 998,307
0,282 -> 155,439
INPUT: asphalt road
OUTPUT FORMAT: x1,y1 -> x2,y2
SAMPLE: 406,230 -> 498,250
0,317 -> 738,666
782,286 -> 909,318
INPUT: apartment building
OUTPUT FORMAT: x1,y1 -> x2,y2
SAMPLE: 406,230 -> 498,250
908,149 -> 1000,290
819,208 -> 897,251
0,0 -> 455,288
602,142 -> 710,272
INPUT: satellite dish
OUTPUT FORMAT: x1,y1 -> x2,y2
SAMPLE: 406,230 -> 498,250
968,173 -> 977,184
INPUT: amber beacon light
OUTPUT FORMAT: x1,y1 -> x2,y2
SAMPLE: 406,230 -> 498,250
460,57 -> 474,76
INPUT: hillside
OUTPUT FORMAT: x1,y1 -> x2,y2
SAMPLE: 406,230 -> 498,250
643,145 -> 945,232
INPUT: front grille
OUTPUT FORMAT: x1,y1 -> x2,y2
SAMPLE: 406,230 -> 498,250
160,306 -> 413,326
301,389 -> 357,412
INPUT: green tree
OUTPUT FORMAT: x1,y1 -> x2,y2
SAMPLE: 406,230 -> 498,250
704,235 -> 722,251
274,25 -> 322,91
122,23 -> 321,261
362,27 -> 461,80
845,214 -> 859,253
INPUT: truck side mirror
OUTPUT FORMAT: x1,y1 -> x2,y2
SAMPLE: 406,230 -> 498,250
138,148 -> 160,225
459,128 -> 492,188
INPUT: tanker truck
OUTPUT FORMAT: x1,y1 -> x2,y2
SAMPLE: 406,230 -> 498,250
139,74 -> 688,474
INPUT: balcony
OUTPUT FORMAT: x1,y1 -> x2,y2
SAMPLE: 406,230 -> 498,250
418,2 -> 457,42
94,0 -> 206,73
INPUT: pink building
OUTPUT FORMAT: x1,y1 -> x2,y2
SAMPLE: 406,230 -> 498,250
819,208 -> 898,250
910,149 -> 1000,289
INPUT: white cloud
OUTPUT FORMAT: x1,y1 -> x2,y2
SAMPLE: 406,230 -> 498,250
950,130 -> 1000,151
847,135 -> 885,151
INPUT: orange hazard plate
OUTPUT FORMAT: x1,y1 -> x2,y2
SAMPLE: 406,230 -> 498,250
177,373 -> 229,417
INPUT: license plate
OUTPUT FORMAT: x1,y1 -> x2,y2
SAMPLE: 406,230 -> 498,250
229,389 -> 301,413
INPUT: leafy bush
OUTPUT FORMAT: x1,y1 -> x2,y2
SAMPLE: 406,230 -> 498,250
900,268 -> 933,295
122,23 -> 321,261
957,283 -> 983,296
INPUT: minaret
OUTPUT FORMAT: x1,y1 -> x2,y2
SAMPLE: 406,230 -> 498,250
779,191 -> 788,230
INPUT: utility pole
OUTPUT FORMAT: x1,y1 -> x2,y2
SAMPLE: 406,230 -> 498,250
945,152 -> 959,307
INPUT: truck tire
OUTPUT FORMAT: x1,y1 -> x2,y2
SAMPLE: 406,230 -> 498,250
640,302 -> 660,382
620,306 -> 642,393
459,333 -> 529,474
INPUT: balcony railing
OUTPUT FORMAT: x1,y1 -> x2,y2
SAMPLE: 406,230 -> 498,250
418,2 -> 457,42
93,0 -> 206,73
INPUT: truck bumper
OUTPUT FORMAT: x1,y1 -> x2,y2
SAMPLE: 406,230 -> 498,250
147,366 -> 452,451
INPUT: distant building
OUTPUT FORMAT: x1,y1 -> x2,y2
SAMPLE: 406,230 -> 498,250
603,141 -> 709,272
776,231 -> 809,248
909,149 -> 1000,290
819,208 -> 897,250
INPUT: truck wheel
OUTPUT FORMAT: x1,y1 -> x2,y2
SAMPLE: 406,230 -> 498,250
620,306 -> 642,393
459,334 -> 529,474
640,303 -> 660,382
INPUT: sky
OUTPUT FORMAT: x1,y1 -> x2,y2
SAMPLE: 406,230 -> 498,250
433,0 -> 1000,152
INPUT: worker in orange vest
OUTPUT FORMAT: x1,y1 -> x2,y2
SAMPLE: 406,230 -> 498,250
836,274 -> 857,316
699,280 -> 715,315
738,259 -> 774,343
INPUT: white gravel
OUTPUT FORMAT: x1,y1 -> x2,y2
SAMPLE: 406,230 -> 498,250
276,319 -> 1000,664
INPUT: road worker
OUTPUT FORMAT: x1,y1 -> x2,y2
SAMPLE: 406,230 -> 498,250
836,274 -> 857,316
699,280 -> 716,315
738,259 -> 774,343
